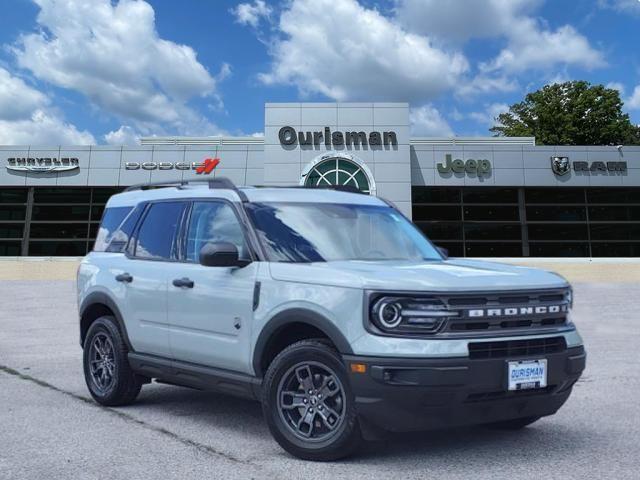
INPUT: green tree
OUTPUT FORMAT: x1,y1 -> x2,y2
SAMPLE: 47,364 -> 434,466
490,81 -> 640,145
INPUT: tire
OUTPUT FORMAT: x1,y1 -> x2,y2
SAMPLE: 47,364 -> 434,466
83,315 -> 142,406
262,339 -> 362,461
485,415 -> 541,430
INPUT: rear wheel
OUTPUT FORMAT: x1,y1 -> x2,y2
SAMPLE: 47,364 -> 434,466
83,316 -> 142,406
486,415 -> 541,430
262,339 -> 361,461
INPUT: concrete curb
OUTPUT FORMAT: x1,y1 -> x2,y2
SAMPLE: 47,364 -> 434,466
0,257 -> 638,282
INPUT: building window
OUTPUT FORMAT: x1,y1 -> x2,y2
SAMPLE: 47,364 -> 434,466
303,157 -> 372,193
412,187 -> 523,257
6,187 -> 125,257
412,186 -> 640,257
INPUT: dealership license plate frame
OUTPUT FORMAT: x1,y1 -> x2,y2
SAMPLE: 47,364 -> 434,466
507,359 -> 548,391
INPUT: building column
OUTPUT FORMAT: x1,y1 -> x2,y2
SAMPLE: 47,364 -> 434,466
518,188 -> 529,257
21,187 -> 34,256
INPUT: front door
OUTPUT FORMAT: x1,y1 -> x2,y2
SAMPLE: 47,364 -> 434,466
166,201 -> 257,374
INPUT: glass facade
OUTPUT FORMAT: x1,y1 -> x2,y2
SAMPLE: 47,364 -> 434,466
2,185 -> 640,257
0,187 -> 123,256
413,186 -> 640,257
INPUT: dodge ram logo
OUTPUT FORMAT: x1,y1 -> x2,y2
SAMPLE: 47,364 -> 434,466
551,156 -> 570,176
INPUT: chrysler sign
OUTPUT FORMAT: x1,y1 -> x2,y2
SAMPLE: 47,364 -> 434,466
6,157 -> 79,173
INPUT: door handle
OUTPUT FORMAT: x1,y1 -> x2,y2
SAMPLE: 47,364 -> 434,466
172,277 -> 194,288
115,273 -> 133,283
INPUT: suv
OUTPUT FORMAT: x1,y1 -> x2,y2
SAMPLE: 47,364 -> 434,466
77,178 -> 586,461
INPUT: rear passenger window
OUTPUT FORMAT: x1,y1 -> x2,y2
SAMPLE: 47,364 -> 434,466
93,207 -> 132,252
185,202 -> 249,262
104,204 -> 145,253
134,202 -> 186,260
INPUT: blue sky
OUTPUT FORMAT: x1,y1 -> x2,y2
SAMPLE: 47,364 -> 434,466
0,0 -> 638,144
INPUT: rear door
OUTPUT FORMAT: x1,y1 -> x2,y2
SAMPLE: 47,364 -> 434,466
115,201 -> 188,358
166,200 -> 257,374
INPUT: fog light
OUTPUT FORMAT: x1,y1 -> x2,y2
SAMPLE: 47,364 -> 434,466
350,363 -> 367,374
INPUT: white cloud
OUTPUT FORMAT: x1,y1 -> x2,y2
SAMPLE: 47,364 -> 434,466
395,0 -> 536,43
232,0 -> 272,27
258,0 -> 468,102
104,125 -> 139,145
598,0 -> 640,15
0,110 -> 95,144
607,82 -> 626,96
457,74 -> 518,97
483,22 -> 605,73
13,0 -> 224,135
0,68 -> 49,120
396,0 -> 604,77
627,86 -> 640,110
468,103 -> 509,127
0,66 -> 95,144
410,105 -> 454,136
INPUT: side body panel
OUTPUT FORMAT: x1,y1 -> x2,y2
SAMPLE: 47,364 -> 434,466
78,252 -> 171,357
166,261 -> 258,374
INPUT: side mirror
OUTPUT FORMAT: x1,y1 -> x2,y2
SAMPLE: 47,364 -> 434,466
437,246 -> 449,259
199,242 -> 248,267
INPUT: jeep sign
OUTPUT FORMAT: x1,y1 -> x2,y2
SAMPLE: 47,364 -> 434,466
437,154 -> 492,176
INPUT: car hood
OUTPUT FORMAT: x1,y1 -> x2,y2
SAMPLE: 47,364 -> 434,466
268,258 -> 568,292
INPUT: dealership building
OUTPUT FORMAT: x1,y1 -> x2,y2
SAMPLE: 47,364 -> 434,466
1,102 -> 639,257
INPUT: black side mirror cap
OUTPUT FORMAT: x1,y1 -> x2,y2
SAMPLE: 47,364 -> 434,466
199,242 -> 250,267
437,246 -> 449,259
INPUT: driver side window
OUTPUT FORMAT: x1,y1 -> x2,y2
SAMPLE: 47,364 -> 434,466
185,201 -> 249,263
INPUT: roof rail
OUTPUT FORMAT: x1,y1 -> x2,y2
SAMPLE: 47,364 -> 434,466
123,177 -> 248,201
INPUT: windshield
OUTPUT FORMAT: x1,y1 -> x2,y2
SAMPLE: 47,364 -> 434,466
246,202 -> 442,263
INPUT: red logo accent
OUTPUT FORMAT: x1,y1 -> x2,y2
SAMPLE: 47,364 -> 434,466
196,157 -> 220,175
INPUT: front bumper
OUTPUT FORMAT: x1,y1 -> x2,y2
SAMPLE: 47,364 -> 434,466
344,346 -> 586,432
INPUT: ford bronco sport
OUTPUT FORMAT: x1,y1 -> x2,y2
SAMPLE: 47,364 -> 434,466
77,178 -> 586,461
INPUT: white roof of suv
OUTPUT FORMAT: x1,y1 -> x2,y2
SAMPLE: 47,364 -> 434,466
105,181 -> 388,209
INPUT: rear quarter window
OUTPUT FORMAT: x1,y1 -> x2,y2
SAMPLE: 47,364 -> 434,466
93,206 -> 133,252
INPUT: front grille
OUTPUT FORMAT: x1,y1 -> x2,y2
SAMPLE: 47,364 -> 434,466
439,288 -> 570,335
448,317 -> 566,333
468,336 -> 567,359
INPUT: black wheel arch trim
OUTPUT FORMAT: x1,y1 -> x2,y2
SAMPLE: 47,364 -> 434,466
252,308 -> 354,377
79,291 -> 134,352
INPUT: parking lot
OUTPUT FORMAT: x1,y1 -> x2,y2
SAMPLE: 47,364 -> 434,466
1,272 -> 639,479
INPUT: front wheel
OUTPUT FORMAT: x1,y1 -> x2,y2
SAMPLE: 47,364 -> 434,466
262,339 -> 361,461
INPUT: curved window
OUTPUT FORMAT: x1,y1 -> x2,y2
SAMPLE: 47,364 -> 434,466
304,158 -> 371,193
247,202 -> 442,263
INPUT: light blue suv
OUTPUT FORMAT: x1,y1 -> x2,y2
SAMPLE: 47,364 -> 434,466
77,178 -> 586,461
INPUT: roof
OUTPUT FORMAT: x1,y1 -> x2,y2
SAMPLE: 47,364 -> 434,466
137,135 -> 536,146
106,183 -> 387,209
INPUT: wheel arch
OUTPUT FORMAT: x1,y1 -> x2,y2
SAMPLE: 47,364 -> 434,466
79,292 -> 133,351
253,308 -> 353,377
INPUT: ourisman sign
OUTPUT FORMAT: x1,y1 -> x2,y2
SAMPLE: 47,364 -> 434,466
279,126 -> 398,147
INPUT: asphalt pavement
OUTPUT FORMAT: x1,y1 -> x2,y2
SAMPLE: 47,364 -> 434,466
0,280 -> 638,479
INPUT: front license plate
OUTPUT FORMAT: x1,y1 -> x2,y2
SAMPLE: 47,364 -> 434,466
507,359 -> 547,391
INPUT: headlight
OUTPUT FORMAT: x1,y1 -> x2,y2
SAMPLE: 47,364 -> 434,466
370,296 -> 458,334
